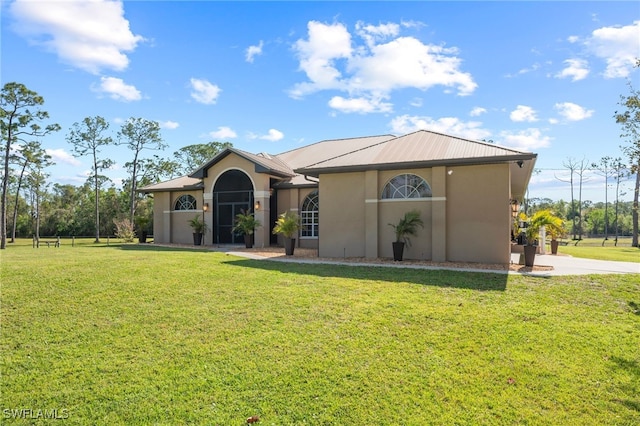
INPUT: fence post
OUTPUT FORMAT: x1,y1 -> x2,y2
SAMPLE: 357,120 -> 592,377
107,236 -> 110,246
72,236 -> 75,247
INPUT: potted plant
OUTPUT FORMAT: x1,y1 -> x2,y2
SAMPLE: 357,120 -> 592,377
232,210 -> 261,248
134,215 -> 150,243
272,211 -> 300,255
188,215 -> 208,246
388,210 -> 424,261
546,217 -> 567,255
523,210 -> 564,266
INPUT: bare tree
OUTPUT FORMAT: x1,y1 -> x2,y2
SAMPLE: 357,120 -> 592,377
611,159 -> 627,246
575,158 -> 590,242
556,157 -> 579,240
592,156 -> 616,244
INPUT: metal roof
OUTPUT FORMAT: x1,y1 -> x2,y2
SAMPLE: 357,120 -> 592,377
139,175 -> 203,193
190,147 -> 295,179
295,130 -> 537,175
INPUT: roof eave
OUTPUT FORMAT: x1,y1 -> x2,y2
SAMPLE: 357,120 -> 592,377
295,153 -> 538,177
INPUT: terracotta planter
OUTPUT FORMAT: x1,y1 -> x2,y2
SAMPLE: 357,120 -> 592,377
284,238 -> 296,256
193,232 -> 203,246
550,240 -> 559,255
524,245 -> 537,267
392,241 -> 405,261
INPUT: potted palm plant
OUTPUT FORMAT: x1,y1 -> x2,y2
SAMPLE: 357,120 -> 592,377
523,210 -> 564,266
272,211 -> 300,255
232,210 -> 261,248
388,210 -> 424,261
546,217 -> 567,255
188,215 -> 208,246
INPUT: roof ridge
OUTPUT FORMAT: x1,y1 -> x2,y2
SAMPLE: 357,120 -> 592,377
275,134 -> 396,157
301,134 -> 401,169
410,128 -> 532,154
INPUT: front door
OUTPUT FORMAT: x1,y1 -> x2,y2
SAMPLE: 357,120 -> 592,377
212,170 -> 254,245
215,195 -> 251,244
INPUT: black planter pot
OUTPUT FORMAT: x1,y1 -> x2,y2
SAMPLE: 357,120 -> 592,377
284,238 -> 296,256
193,232 -> 203,246
138,231 -> 148,244
244,234 -> 253,249
392,241 -> 405,261
550,240 -> 559,255
524,245 -> 537,267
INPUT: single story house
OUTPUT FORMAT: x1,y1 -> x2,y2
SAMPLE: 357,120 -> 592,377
140,129 -> 537,264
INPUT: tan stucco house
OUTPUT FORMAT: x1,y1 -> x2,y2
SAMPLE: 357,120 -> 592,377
140,129 -> 537,264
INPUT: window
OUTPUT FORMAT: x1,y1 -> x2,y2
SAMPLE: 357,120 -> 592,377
381,174 -> 432,199
174,194 -> 197,210
301,190 -> 319,238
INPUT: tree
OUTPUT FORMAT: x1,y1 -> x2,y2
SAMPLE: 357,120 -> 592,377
592,156 -> 616,244
117,118 -> 166,226
10,141 -> 51,242
0,82 -> 60,249
611,159 -> 627,246
173,141 -> 232,175
67,116 -> 114,243
615,61 -> 640,247
556,158 -> 580,240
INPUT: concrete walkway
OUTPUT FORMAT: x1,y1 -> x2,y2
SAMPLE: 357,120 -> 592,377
226,249 -> 639,276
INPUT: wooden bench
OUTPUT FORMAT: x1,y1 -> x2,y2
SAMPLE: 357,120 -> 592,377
34,236 -> 61,248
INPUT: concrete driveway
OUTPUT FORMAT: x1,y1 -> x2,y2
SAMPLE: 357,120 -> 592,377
511,253 -> 639,276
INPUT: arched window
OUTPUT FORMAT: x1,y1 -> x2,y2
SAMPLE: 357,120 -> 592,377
381,174 -> 432,199
174,194 -> 197,210
301,190 -> 319,238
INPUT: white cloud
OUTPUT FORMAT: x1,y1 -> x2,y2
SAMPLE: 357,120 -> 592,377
246,40 -> 264,63
46,148 -> 82,166
328,95 -> 393,114
470,107 -> 487,117
497,128 -> 551,151
554,102 -> 594,121
259,129 -> 284,142
9,0 -> 143,74
586,20 -> 640,78
555,58 -> 590,81
92,76 -> 141,102
410,97 -> 423,107
190,78 -> 221,104
290,20 -> 477,110
389,115 -> 491,141
290,21 -> 352,98
208,126 -> 237,140
159,120 -> 179,130
510,105 -> 538,122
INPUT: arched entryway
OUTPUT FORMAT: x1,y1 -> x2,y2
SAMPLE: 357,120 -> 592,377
212,170 -> 254,244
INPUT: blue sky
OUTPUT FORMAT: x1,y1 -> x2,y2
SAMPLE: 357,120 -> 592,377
2,1 -> 639,202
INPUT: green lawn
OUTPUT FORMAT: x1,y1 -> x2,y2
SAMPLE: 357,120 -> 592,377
552,237 -> 640,262
1,240 -> 639,425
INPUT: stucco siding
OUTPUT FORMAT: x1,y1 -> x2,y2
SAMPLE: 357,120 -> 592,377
446,164 -> 510,264
318,172 -> 366,258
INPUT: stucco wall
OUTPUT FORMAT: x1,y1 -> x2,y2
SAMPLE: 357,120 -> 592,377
201,155 -> 273,247
152,192 -> 170,244
272,187 -> 319,249
318,172 -> 366,258
446,164 -> 511,264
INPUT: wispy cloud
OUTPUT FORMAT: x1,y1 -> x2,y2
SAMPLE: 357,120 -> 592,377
189,78 -> 221,104
92,76 -> 142,102
510,105 -> 538,123
245,40 -> 264,63
554,102 -> 594,121
208,126 -> 237,140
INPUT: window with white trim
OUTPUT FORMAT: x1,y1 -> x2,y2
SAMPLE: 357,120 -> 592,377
301,190 -> 319,238
381,174 -> 432,199
174,194 -> 197,210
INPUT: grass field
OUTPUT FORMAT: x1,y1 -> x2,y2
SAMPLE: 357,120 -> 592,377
551,237 -> 640,263
1,239 -> 639,425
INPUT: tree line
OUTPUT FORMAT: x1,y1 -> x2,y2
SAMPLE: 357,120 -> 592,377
1,82 -> 231,248
2,75 -> 639,248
